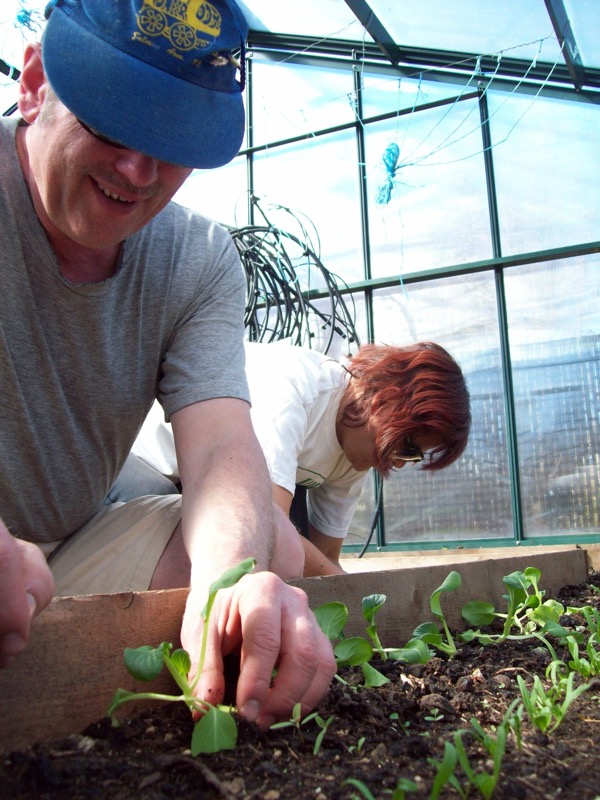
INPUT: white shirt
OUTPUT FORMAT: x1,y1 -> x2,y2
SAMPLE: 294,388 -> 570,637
132,341 -> 369,538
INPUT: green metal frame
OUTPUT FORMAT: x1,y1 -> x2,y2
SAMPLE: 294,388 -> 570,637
240,37 -> 600,553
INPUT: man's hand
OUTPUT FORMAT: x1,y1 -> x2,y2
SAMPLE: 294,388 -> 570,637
180,571 -> 337,730
0,519 -> 55,667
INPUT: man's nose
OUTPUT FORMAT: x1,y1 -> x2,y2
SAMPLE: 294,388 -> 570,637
113,150 -> 159,187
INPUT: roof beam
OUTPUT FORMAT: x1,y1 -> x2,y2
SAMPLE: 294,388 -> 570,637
343,0 -> 403,66
544,0 -> 586,90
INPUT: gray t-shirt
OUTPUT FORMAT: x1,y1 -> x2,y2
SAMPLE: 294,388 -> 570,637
0,117 -> 249,543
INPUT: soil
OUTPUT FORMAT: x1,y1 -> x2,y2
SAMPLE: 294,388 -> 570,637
2,573 -> 600,800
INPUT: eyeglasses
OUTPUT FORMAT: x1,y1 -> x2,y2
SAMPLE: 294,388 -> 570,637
389,439 -> 424,467
76,117 -> 128,150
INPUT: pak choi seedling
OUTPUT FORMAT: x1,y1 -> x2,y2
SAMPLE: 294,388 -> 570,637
412,570 -> 461,657
107,557 -> 256,755
460,567 -> 569,646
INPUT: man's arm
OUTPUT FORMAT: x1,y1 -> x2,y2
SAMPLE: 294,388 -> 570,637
171,398 -> 336,729
0,519 -> 55,667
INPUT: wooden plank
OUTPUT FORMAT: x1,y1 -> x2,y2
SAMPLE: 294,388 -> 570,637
0,545 -> 589,754
293,546 -> 589,644
0,589 -> 186,754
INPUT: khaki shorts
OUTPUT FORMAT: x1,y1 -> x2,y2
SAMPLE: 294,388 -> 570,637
46,496 -> 182,596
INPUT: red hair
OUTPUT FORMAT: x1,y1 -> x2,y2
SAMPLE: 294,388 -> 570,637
341,342 -> 471,477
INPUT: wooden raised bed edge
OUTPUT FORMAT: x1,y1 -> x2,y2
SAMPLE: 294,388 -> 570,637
0,544 -> 594,754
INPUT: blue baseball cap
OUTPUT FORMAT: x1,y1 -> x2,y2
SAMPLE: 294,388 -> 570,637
42,0 -> 248,168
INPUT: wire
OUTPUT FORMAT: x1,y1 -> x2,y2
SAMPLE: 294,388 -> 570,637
228,199 -> 384,557
228,197 -> 360,356
358,475 -> 384,558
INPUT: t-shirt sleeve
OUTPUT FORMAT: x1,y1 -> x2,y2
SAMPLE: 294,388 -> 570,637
156,215 -> 249,418
251,396 -> 310,496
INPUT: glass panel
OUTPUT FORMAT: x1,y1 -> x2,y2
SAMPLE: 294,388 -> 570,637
372,0 -> 561,65
489,89 -> 600,254
371,273 -> 514,544
252,130 -> 365,283
306,294 -> 365,360
505,256 -> 600,536
362,71 -> 475,120
564,0 -> 600,71
365,96 -> 492,279
249,58 -> 355,147
238,1 -> 365,41
173,158 -> 249,226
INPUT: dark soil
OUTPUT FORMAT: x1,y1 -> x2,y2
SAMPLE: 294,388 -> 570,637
3,574 -> 600,800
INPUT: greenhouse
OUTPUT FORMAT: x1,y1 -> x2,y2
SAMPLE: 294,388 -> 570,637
0,2 -> 599,798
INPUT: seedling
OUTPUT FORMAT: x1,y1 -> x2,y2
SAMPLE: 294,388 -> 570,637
270,703 -> 334,755
348,735 -> 366,754
269,702 -> 315,735
343,778 -> 378,800
314,600 -> 348,641
362,593 -> 388,660
391,778 -> 419,799
428,703 -> 517,800
386,638 -> 433,665
517,670 -> 591,734
314,598 -> 390,687
566,632 -> 600,678
312,712 -> 335,756
315,598 -> 432,680
413,571 -> 461,657
567,603 -> 600,637
390,713 -> 412,737
504,698 -> 524,750
428,740 -> 463,799
424,707 -> 444,723
452,719 -> 505,800
460,567 -> 569,645
107,557 -> 256,755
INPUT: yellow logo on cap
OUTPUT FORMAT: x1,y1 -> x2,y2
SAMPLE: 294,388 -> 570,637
136,0 -> 222,52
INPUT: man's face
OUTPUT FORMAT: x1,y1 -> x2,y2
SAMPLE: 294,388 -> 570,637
18,53 -> 193,256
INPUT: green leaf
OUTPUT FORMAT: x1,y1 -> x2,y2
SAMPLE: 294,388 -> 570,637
191,706 -> 238,755
413,621 -> 440,638
314,601 -> 348,640
503,570 -> 530,591
524,566 -> 542,585
361,661 -> 390,687
334,636 -> 373,666
430,571 -> 461,620
387,638 -> 432,665
343,778 -> 378,800
392,777 -> 419,799
361,593 -> 386,623
202,557 -> 256,617
458,628 -> 495,645
461,600 -> 496,627
503,571 -> 530,609
169,648 -> 191,677
429,740 -> 458,800
412,621 -> 445,649
528,599 -> 564,626
538,619 -> 570,641
124,643 -> 169,681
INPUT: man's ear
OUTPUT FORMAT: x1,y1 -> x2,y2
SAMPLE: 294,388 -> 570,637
18,43 -> 49,124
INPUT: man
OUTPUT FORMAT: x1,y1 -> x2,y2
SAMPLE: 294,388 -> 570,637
0,0 -> 336,730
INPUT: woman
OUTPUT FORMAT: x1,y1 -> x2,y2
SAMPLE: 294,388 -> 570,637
112,340 -> 471,576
